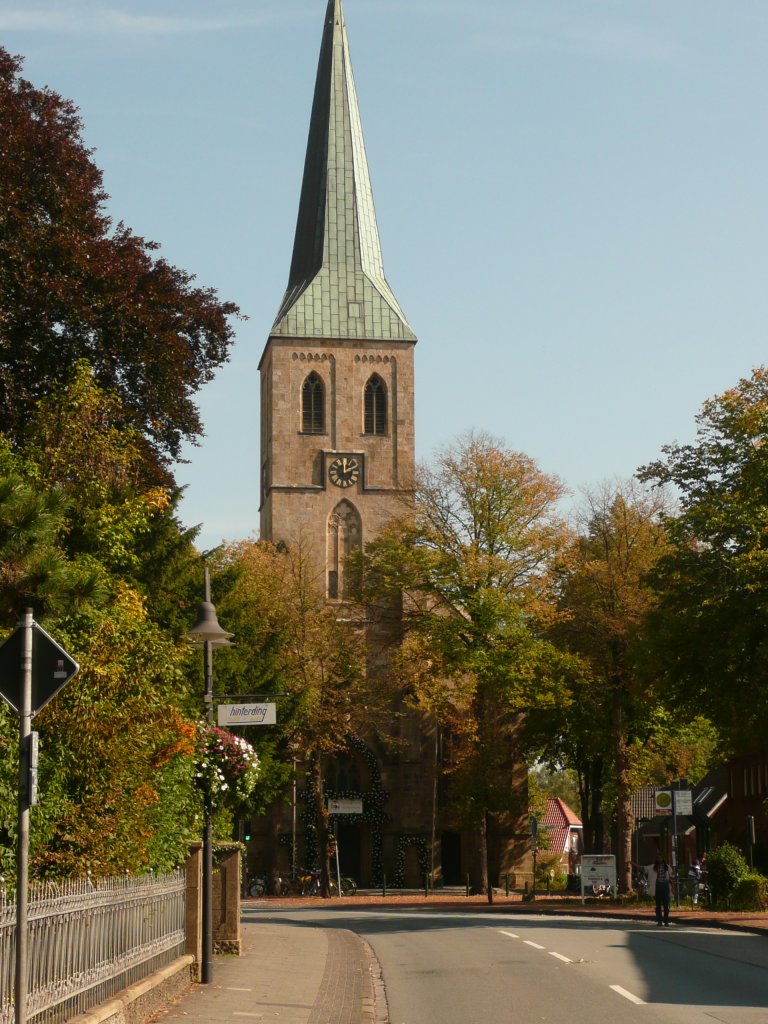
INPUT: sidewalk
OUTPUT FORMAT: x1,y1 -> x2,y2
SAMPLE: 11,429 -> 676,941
152,918 -> 384,1024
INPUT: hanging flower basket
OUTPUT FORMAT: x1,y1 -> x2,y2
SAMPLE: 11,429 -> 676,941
195,723 -> 261,807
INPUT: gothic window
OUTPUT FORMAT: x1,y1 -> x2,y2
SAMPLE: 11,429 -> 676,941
302,372 -> 325,433
326,752 -> 363,793
327,500 -> 362,600
364,374 -> 387,435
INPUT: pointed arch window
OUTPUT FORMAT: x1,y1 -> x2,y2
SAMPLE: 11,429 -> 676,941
302,372 -> 325,434
327,500 -> 362,600
364,374 -> 387,435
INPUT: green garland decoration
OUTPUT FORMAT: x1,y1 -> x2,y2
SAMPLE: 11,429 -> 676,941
392,835 -> 430,889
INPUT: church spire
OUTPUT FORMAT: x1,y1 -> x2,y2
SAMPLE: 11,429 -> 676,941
271,0 -> 415,342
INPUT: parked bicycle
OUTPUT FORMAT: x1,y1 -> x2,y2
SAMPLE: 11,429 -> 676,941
245,873 -> 267,897
299,867 -> 357,896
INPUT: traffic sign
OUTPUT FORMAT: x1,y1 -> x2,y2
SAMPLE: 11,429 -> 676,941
655,790 -> 673,815
0,623 -> 79,715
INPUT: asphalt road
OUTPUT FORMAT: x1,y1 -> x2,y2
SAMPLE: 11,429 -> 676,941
255,908 -> 768,1024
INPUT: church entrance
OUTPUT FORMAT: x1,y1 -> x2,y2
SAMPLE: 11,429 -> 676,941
441,831 -> 462,885
335,821 -> 363,883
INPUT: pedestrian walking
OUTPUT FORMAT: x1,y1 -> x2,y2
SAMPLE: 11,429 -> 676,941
689,856 -> 703,905
654,856 -> 673,926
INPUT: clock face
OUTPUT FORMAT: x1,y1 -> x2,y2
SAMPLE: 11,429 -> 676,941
329,456 -> 360,489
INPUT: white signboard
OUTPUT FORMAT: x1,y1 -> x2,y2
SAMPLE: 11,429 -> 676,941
328,798 -> 364,815
217,703 -> 277,726
674,790 -> 693,815
580,854 -> 617,901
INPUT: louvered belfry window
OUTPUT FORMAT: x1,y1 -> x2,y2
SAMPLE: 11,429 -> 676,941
302,372 -> 325,433
364,374 -> 387,435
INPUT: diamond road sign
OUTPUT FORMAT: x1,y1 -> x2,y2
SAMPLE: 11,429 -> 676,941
0,622 -> 79,715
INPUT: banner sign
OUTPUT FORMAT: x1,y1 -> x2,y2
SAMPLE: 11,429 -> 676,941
217,703 -> 276,726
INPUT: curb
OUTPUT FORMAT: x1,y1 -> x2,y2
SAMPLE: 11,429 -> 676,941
66,956 -> 194,1024
360,936 -> 389,1024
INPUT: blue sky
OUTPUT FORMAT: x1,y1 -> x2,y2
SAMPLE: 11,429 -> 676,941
3,1 -> 767,549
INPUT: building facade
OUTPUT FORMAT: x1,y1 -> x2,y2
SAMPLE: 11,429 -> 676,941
255,0 -> 529,889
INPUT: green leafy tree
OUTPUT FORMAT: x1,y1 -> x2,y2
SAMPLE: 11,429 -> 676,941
358,431 -> 576,895
30,587 -> 199,877
0,49 -> 239,475
549,482 -> 670,892
640,367 -> 768,750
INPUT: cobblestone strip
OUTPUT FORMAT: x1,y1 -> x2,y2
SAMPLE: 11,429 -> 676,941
362,936 -> 389,1024
307,929 -> 388,1024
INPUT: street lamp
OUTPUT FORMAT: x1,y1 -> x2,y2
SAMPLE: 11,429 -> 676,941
186,567 -> 233,985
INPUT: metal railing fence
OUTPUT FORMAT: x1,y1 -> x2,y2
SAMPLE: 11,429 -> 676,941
0,871 -> 186,1024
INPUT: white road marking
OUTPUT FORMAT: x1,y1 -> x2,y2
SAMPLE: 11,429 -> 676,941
499,930 -> 519,939
610,985 -> 646,1005
227,988 -> 254,992
524,940 -> 546,950
549,952 -> 572,963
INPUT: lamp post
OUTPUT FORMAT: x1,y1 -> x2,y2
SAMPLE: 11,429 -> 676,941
186,568 -> 233,985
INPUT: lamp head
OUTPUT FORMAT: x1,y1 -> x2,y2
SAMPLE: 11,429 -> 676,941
186,600 -> 234,647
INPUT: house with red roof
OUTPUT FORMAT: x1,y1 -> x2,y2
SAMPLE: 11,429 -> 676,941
544,798 -> 583,873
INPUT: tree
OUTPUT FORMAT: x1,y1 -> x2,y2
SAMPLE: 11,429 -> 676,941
0,369 -> 205,878
30,587 -> 199,877
640,367 -> 768,752
0,439 -> 103,622
359,431 -> 575,896
550,481 -> 670,892
213,539 -> 381,897
0,49 -> 239,475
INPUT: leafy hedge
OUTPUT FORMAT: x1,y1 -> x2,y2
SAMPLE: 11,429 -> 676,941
706,843 -> 750,906
730,874 -> 768,912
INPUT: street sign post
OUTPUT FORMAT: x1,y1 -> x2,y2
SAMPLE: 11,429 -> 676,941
0,611 -> 79,1024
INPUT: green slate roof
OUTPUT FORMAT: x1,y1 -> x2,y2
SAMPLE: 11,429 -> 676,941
271,0 -> 416,343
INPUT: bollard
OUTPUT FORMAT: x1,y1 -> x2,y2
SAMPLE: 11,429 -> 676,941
382,874 -> 387,898
425,873 -> 429,898
466,874 -> 471,897
505,873 -> 510,897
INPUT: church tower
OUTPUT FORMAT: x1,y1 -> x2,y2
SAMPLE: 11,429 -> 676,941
259,0 -> 416,596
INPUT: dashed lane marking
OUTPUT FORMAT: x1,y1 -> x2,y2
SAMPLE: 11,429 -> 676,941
610,985 -> 646,1006
499,931 -> 519,939
227,988 -> 254,992
549,952 -> 572,963
524,941 -> 546,950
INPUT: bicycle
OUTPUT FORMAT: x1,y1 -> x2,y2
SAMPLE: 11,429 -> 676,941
299,868 -> 357,896
331,875 -> 357,897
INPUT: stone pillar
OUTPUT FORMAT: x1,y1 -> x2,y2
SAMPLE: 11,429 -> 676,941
213,843 -> 242,954
185,842 -> 202,977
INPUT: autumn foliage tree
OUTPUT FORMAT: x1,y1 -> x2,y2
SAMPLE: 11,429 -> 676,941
0,49 -> 239,477
550,482 -> 671,892
212,539 -> 381,897
359,431 -> 576,896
